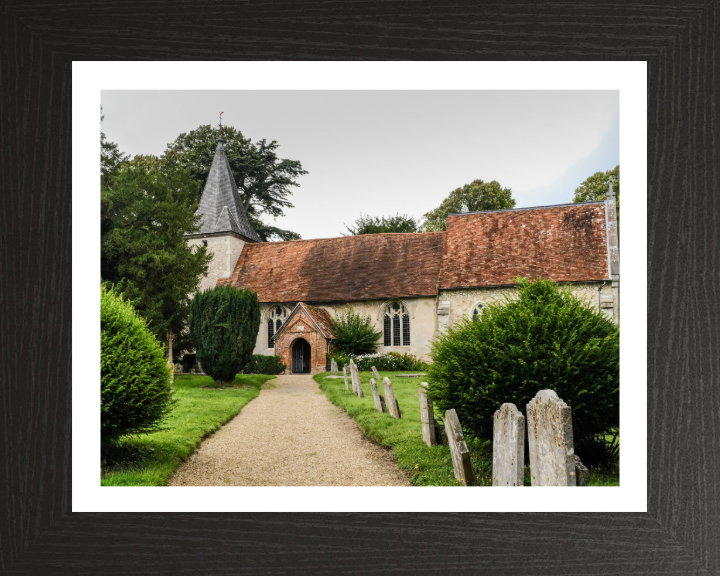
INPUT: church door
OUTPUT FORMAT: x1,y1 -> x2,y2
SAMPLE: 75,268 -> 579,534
291,338 -> 311,373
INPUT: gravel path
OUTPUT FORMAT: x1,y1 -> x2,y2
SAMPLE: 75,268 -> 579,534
168,373 -> 410,486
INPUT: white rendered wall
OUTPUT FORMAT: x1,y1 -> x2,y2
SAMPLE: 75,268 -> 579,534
187,234 -> 247,292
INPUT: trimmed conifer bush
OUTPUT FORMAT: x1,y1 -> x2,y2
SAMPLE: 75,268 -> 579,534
189,286 -> 261,385
101,285 -> 173,444
427,278 -> 619,456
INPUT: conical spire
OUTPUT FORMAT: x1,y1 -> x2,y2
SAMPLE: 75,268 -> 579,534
194,139 -> 260,241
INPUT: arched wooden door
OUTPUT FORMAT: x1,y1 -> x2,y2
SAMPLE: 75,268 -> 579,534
291,338 -> 311,373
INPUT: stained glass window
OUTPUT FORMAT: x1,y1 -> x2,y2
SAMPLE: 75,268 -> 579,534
402,314 -> 410,345
267,319 -> 275,348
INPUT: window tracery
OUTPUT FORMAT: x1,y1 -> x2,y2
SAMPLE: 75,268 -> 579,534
382,301 -> 410,346
267,306 -> 288,348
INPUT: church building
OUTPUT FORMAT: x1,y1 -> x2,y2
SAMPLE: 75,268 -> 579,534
187,139 -> 619,374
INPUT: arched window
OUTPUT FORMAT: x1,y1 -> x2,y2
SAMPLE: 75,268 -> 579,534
472,302 -> 484,322
267,306 -> 288,348
383,301 -> 410,346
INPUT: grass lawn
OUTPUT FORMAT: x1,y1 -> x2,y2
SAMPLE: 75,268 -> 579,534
315,370 -> 619,487
101,373 -> 275,486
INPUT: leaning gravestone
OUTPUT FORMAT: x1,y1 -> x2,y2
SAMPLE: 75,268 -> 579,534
331,358 -> 338,375
574,455 -> 589,486
371,366 -> 381,381
351,363 -> 364,398
369,378 -> 385,413
492,403 -> 525,486
382,377 -> 401,419
418,383 -> 437,446
444,409 -> 476,486
342,365 -> 350,392
526,390 -> 576,486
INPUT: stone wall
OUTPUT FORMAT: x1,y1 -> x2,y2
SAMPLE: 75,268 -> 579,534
253,297 -> 438,360
438,281 -> 616,326
253,282 -> 617,363
186,233 -> 247,292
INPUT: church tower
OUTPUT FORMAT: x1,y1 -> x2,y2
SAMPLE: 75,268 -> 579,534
186,138 -> 261,291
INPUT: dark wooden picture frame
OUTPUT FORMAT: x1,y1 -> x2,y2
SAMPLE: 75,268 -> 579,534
2,2 -> 718,574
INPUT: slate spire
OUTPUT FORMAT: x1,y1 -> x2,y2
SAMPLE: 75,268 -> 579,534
194,139 -> 261,241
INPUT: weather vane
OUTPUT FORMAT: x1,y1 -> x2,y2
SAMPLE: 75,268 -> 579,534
219,111 -> 224,129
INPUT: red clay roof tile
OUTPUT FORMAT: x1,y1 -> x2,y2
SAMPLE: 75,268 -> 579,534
218,232 -> 447,302
439,202 -> 610,288
219,202 -> 610,301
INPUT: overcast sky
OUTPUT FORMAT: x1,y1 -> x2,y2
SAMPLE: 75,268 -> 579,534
101,90 -> 618,240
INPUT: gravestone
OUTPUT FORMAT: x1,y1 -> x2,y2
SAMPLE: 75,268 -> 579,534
351,363 -> 364,398
382,377 -> 401,419
444,409 -> 476,486
574,455 -> 589,486
371,366 -> 381,381
331,358 -> 338,375
369,378 -> 385,412
418,383 -> 437,446
492,403 -> 525,486
342,365 -> 350,392
526,390 -> 576,486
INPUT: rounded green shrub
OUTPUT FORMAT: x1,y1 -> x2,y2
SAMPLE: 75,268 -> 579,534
189,286 -> 261,385
101,285 -> 172,442
331,306 -> 382,356
427,278 -> 619,454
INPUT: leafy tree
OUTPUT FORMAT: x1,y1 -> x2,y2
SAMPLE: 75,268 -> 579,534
101,107 -> 129,187
573,165 -> 620,226
101,154 -> 211,351
344,213 -> 419,235
189,286 -> 261,385
331,307 -> 382,356
163,124 -> 306,241
426,278 -> 619,462
101,285 -> 173,446
421,179 -> 515,232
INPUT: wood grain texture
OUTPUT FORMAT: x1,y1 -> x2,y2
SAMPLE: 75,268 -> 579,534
1,0 -> 718,573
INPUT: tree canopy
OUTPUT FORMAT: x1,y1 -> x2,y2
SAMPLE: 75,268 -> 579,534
573,164 -> 619,211
163,124 -> 307,241
101,150 -> 211,351
421,179 -> 516,232
343,213 -> 419,235
101,108 -> 129,186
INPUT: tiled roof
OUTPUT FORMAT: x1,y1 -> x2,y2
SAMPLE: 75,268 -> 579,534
218,232 -> 447,302
193,140 -> 260,241
219,202 -> 611,301
304,305 -> 336,339
273,303 -> 336,340
438,202 -> 610,288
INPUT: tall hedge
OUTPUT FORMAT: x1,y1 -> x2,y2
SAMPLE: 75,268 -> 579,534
101,285 -> 173,443
427,278 -> 619,454
189,286 -> 261,384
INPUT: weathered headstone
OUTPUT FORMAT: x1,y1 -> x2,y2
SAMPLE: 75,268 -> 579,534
371,366 -> 381,381
444,409 -> 476,486
331,358 -> 338,375
574,455 -> 589,486
526,390 -> 576,486
492,403 -> 525,486
418,383 -> 437,446
369,378 -> 385,412
382,377 -> 400,419
342,365 -> 350,392
351,363 -> 364,398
